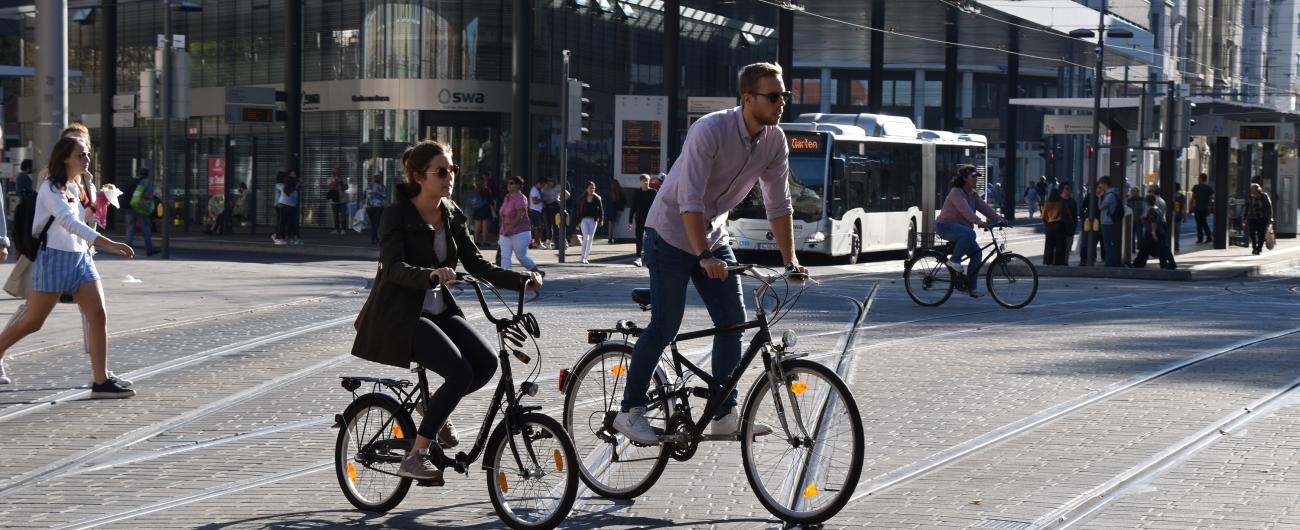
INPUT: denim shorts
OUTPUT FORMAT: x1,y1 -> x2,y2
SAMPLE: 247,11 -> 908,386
32,247 -> 100,293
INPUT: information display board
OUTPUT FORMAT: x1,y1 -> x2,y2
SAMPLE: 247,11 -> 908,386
620,120 -> 662,176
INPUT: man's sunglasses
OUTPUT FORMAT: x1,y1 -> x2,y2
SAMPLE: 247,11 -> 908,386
425,164 -> 458,179
747,91 -> 792,104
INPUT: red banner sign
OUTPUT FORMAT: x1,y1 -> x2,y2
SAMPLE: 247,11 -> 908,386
208,157 -> 226,196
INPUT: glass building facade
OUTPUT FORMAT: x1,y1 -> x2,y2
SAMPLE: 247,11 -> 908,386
22,0 -> 777,229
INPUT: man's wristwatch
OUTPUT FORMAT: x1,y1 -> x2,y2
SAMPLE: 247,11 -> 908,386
697,249 -> 713,261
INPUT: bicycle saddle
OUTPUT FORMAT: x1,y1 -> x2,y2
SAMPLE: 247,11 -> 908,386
631,288 -> 651,307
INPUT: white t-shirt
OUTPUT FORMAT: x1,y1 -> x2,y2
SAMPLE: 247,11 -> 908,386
528,187 -> 544,213
420,228 -> 454,316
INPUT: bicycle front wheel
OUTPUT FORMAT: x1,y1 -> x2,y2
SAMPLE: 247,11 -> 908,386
485,413 -> 580,530
562,343 -> 672,499
740,359 -> 864,525
334,393 -> 415,513
904,250 -> 955,306
985,253 -> 1039,309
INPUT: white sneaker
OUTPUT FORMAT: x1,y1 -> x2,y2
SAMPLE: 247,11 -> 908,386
291,239 -> 304,246
273,237 -> 288,246
710,409 -> 774,439
581,259 -> 590,265
632,258 -> 643,267
0,357 -> 11,385
89,371 -> 133,389
612,407 -> 660,445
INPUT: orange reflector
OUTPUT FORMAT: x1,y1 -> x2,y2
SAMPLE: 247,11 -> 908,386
791,381 -> 808,395
391,424 -> 404,439
498,471 -> 509,493
347,461 -> 358,484
611,364 -> 627,377
803,484 -> 819,498
554,449 -> 564,472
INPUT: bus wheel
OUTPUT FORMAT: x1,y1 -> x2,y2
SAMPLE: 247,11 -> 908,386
847,225 -> 862,264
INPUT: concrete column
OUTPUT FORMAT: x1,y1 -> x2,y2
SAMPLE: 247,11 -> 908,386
510,0 -> 531,176
664,0 -> 681,162
961,71 -> 974,119
942,5 -> 958,130
819,67 -> 832,113
913,69 -> 925,128
867,0 -> 884,113
1213,136 -> 1230,248
100,0 -> 117,187
34,0 -> 68,168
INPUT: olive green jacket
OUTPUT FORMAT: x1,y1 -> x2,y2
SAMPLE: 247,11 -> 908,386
351,184 -> 530,369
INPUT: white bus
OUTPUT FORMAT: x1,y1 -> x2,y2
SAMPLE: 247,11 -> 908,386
726,113 -> 987,262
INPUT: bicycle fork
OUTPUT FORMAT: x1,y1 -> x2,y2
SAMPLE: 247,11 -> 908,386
763,351 -> 815,445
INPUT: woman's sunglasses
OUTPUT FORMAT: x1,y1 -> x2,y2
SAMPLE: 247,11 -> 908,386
747,91 -> 792,104
425,164 -> 458,179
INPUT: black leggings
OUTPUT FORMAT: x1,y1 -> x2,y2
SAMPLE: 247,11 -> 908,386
411,313 -> 497,439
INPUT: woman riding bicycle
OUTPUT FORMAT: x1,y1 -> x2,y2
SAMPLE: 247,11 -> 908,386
934,165 -> 1005,298
351,140 -> 543,485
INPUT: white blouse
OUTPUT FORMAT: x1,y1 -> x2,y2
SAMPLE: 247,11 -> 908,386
33,180 -> 99,253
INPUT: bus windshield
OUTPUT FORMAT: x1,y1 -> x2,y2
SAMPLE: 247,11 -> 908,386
729,155 -> 825,222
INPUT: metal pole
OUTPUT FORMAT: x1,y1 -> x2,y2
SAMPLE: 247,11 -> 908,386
559,50 -> 570,264
35,0 -> 68,167
509,0 -> 531,177
285,0 -> 302,184
161,0 -> 172,259
1085,0 -> 1107,265
100,0 -> 117,193
1003,26 -> 1019,225
778,7 -> 793,89
867,0 -> 885,114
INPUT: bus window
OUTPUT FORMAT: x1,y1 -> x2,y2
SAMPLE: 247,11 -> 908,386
729,155 -> 826,222
829,157 -> 847,218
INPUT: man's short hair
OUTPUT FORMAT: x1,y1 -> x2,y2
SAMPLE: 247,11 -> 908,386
1199,173 -> 1208,181
1098,176 -> 1112,187
639,174 -> 650,182
19,159 -> 32,172
738,62 -> 783,95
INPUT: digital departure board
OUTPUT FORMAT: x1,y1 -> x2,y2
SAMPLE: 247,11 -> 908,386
1239,125 -> 1277,141
621,120 -> 662,175
788,134 -> 826,155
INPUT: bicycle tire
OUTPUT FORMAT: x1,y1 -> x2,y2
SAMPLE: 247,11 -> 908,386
904,249 -> 956,306
985,253 -> 1038,309
485,413 -> 580,530
740,359 -> 864,525
562,342 -> 672,499
334,392 -> 415,513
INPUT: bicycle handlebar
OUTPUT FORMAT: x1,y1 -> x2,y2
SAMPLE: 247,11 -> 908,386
442,272 -> 528,327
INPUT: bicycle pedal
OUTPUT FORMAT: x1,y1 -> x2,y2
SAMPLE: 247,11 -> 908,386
415,478 -> 445,487
701,433 -> 738,442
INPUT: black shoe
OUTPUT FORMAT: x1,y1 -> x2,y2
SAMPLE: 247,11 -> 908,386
90,379 -> 136,399
146,249 -> 160,257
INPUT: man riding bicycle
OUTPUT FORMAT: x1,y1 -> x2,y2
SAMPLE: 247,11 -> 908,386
934,165 -> 1005,298
613,62 -> 810,445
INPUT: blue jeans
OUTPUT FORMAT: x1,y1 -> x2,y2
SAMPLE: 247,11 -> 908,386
124,210 -> 154,252
935,222 -> 981,283
621,229 -> 746,418
1100,223 -> 1121,267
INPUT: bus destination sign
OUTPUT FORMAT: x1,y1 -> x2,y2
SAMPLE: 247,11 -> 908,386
788,134 -> 825,155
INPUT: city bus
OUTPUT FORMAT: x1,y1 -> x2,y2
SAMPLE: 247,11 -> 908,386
726,113 -> 987,262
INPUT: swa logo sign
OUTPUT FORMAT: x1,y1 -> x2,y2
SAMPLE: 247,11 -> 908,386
439,89 -> 486,105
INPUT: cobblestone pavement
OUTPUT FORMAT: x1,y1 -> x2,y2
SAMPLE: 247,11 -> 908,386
0,250 -> 1297,529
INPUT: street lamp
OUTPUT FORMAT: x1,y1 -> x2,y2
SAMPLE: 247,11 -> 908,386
1071,0 -> 1132,266
161,0 -> 201,259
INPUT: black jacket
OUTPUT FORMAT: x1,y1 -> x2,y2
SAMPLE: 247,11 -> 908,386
628,188 -> 657,226
351,184 -> 529,369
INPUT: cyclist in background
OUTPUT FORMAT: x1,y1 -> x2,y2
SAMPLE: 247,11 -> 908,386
935,165 -> 1005,298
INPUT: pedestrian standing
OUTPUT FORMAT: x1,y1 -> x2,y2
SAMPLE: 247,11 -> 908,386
1245,183 -> 1274,255
1131,194 -> 1176,269
578,181 -> 604,264
627,174 -> 657,267
327,170 -> 349,235
498,175 -> 542,274
1098,177 -> 1121,267
1059,183 -> 1079,265
471,174 -> 496,247
1040,189 -> 1066,265
605,185 -> 625,244
275,171 -> 302,245
1024,184 -> 1038,219
528,178 -> 547,249
1127,186 -> 1145,250
1171,183 -> 1185,252
16,159 -> 33,194
0,137 -> 136,396
365,173 -> 387,245
1191,173 -> 1213,244
542,179 -> 563,247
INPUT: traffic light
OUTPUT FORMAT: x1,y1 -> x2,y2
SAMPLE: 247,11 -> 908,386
139,69 -> 160,118
567,78 -> 591,139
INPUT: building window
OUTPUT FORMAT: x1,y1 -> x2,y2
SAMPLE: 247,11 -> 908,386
791,77 -> 821,105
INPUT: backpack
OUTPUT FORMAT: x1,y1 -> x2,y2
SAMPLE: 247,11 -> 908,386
10,190 -> 54,261
1106,190 -> 1124,225
128,178 -> 154,215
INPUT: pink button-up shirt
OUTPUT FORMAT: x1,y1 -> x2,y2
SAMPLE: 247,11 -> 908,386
646,106 -> 793,254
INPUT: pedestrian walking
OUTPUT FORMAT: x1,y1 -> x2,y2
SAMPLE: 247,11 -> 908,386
605,184 -> 625,244
1171,183 -> 1185,252
542,179 -> 563,247
0,137 -> 136,396
528,178 -> 547,249
470,174 -> 496,247
1245,183 -> 1274,255
274,171 -> 302,245
627,174 -> 657,267
327,170 -> 349,235
498,175 -> 542,274
1191,173 -> 1213,244
1040,189 -> 1067,265
1060,183 -> 1079,265
578,181 -> 604,264
1098,177 -> 1122,267
1024,184 -> 1038,219
364,173 -> 387,245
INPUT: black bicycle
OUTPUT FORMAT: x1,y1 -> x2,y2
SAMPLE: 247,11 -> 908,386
333,274 -> 578,530
904,224 -> 1039,308
560,265 -> 864,526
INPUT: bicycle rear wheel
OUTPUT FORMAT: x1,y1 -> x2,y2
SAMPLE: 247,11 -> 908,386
985,253 -> 1038,309
562,343 -> 672,499
740,360 -> 864,525
904,250 -> 956,306
486,413 -> 580,530
335,393 -> 415,513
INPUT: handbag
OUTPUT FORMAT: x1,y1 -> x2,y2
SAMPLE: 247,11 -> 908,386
3,255 -> 33,299
1266,224 -> 1276,250
354,265 -> 382,331
352,207 -> 369,232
